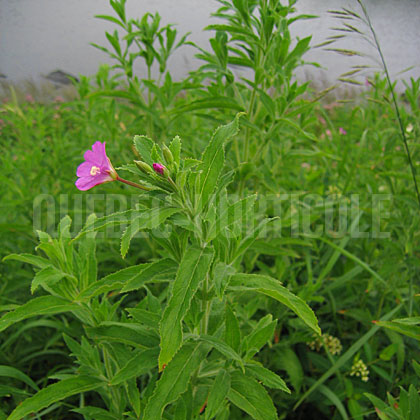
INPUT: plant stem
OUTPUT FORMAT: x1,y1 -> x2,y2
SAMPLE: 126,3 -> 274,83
201,273 -> 211,335
117,175 -> 151,191
102,345 -> 120,413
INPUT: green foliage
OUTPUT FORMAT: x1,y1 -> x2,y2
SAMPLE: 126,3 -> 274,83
1,0 -> 420,419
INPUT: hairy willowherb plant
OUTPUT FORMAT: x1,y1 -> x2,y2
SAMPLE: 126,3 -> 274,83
324,0 -> 420,210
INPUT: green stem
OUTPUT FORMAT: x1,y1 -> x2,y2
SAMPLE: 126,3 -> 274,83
117,175 -> 151,191
102,345 -> 120,413
244,88 -> 257,163
201,273 -> 211,335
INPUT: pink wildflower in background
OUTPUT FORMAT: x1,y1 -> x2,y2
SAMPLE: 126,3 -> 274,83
25,94 -> 35,104
75,141 -> 117,191
339,127 -> 347,135
318,116 -> 326,126
325,129 -> 332,138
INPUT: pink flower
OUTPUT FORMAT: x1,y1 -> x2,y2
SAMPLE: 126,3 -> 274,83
75,141 -> 117,191
25,94 -> 35,103
326,129 -> 332,138
153,163 -> 166,175
339,127 -> 347,135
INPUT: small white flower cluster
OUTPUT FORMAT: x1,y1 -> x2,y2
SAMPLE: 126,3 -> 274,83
308,334 -> 343,356
350,359 -> 369,382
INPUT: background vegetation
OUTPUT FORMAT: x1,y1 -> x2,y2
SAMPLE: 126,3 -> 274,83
0,0 -> 419,419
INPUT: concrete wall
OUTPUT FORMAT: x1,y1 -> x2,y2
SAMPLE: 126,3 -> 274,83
0,0 -> 419,88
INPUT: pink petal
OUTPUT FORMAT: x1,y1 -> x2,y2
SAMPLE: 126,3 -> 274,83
75,177 -> 98,191
75,173 -> 114,191
76,161 -> 95,177
83,141 -> 107,166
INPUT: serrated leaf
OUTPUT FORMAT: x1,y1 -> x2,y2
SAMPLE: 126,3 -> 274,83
31,265 -> 67,294
7,376 -> 103,420
122,258 -> 177,292
110,347 -> 159,385
376,320 -> 420,341
225,304 -> 241,353
74,210 -> 136,240
169,135 -> 181,168
229,274 -> 320,335
195,113 -> 244,210
245,363 -> 290,393
120,207 -> 181,258
200,335 -> 243,366
133,135 -> 155,166
144,342 -> 208,419
243,314 -> 276,358
86,322 -> 159,349
159,246 -> 214,369
205,369 -> 231,420
0,296 -> 76,333
227,371 -> 277,420
73,406 -> 120,420
214,262 -> 235,299
78,259 -> 176,300
207,195 -> 256,241
3,253 -> 51,269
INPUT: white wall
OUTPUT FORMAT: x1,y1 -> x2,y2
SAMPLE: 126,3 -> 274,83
0,0 -> 419,87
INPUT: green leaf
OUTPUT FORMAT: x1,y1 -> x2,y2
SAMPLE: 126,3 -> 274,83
0,296 -> 76,333
275,347 -> 303,392
200,335 -> 243,366
144,342 -> 208,419
243,314 -> 276,358
347,399 -> 364,420
7,376 -> 103,420
86,322 -> 159,349
126,378 -> 141,418
120,207 -> 181,258
169,135 -> 181,168
205,369 -> 231,420
195,113 -> 244,209
78,259 -> 176,300
3,253 -> 51,269
207,195 -> 256,241
0,366 -> 39,392
133,135 -> 155,166
229,274 -> 320,335
214,263 -> 235,299
375,320 -> 420,341
227,371 -> 277,420
110,347 -> 159,385
73,406 -> 120,420
31,265 -> 67,294
412,360 -> 420,378
225,304 -> 241,353
159,246 -> 214,369
245,363 -> 290,393
74,210 -> 136,240
170,97 -> 244,116
318,384 -> 349,420
122,258 -> 177,292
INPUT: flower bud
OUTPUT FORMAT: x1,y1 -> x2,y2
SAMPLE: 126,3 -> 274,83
135,160 -> 153,174
153,163 -> 169,177
162,145 -> 174,164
